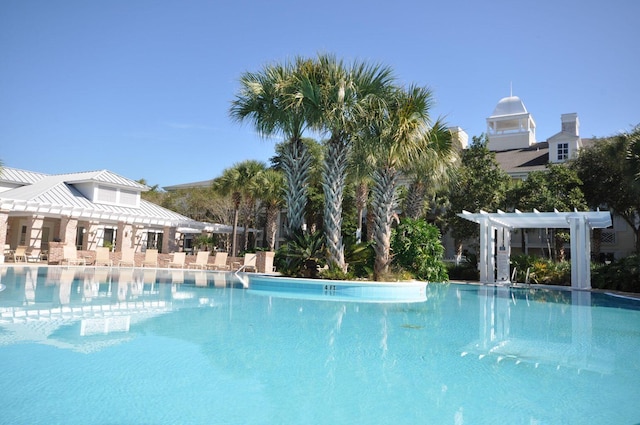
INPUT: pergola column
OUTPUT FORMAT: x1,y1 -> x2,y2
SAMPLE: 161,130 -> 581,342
116,222 -> 133,251
478,217 -> 496,283
162,226 -> 177,253
569,215 -> 591,290
60,216 -> 78,246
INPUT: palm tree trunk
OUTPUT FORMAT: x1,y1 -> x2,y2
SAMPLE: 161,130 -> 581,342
281,138 -> 312,237
322,134 -> 349,271
371,166 -> 398,280
231,208 -> 239,257
265,204 -> 279,251
405,180 -> 426,219
355,181 -> 368,243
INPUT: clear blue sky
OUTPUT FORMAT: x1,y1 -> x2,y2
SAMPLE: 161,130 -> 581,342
1,0 -> 638,189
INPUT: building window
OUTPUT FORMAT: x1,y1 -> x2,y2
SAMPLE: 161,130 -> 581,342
557,143 -> 569,161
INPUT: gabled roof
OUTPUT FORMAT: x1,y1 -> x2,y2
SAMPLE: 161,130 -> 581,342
0,167 -> 200,228
547,131 -> 580,143
57,170 -> 149,189
0,167 -> 48,185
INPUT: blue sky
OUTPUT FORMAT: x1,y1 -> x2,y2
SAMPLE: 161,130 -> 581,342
1,0 -> 638,188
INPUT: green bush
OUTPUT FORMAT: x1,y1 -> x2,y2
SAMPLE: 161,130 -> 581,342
391,218 -> 448,282
591,255 -> 640,293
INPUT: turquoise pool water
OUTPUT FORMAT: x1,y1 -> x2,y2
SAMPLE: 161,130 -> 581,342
0,266 -> 639,424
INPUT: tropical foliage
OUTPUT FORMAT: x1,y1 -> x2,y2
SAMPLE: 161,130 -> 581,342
390,218 -> 448,282
571,126 -> 640,252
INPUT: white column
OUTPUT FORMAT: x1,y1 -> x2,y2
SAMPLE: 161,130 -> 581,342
478,218 -> 496,284
496,226 -> 511,283
569,216 -> 591,289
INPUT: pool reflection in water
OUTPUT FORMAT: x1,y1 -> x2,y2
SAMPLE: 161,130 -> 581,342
0,266 -> 639,424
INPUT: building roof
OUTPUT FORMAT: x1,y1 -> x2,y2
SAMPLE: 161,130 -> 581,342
490,96 -> 529,117
163,179 -> 214,191
0,167 -> 202,229
493,142 -> 549,176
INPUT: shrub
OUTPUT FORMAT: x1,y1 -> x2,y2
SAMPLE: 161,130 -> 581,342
591,255 -> 640,293
391,218 -> 448,282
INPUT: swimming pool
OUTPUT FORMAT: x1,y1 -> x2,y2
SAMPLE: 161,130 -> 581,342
1,266 -> 639,424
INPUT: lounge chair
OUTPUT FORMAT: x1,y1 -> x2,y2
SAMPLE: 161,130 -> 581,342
94,246 -> 113,267
235,253 -> 257,272
61,245 -> 86,266
142,249 -> 158,268
188,251 -> 210,269
25,248 -> 42,263
12,246 -> 27,262
118,248 -> 136,267
4,244 -> 13,258
209,252 -> 229,270
168,252 -> 186,268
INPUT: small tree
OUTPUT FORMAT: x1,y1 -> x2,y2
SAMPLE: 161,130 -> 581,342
391,218 -> 448,282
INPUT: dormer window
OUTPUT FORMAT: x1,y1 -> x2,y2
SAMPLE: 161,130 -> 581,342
557,143 -> 569,161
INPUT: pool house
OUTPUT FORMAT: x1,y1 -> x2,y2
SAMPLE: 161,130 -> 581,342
0,167 -> 223,264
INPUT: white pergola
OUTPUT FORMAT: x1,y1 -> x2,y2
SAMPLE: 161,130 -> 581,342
458,209 -> 612,289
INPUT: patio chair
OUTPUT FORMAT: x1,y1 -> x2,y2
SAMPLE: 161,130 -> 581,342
142,249 -> 158,268
61,245 -> 86,266
168,252 -> 186,268
25,248 -> 42,263
234,253 -> 257,272
209,252 -> 229,270
94,246 -> 113,267
188,251 -> 210,269
12,246 -> 27,262
118,248 -> 136,267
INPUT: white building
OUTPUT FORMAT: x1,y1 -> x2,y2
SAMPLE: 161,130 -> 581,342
0,167 -> 226,263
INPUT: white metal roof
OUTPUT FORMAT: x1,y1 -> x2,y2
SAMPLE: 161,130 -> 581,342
0,167 -> 48,185
0,167 -> 208,229
458,209 -> 612,229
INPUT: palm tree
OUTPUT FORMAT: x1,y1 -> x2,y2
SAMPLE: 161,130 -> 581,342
214,160 -> 267,256
359,85 -> 451,280
250,168 -> 285,251
403,119 -> 459,219
294,54 -> 395,271
230,59 -> 313,237
348,141 -> 374,243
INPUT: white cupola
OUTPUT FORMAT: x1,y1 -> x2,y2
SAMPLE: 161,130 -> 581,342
486,95 -> 536,150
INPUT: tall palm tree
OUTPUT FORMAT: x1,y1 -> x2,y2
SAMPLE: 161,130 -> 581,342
295,54 -> 395,271
230,59 -> 312,237
250,168 -> 285,251
360,85 -> 450,280
214,160 -> 267,256
403,119 -> 459,219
